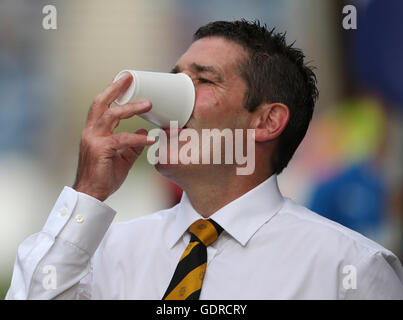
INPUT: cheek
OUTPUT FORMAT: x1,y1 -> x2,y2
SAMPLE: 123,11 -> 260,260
193,86 -> 220,121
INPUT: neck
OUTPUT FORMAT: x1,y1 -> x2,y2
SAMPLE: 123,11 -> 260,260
178,165 -> 273,218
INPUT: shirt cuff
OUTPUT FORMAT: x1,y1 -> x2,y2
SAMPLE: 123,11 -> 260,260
42,186 -> 117,256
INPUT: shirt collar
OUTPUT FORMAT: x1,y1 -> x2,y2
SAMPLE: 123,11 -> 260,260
168,174 -> 284,248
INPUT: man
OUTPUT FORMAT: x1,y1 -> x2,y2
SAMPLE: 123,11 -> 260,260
6,20 -> 403,299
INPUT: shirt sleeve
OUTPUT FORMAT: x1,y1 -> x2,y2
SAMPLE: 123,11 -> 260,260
5,186 -> 116,300
343,249 -> 403,299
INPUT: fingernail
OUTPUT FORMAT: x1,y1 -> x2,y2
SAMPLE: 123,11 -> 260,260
140,100 -> 151,107
115,73 -> 131,84
147,136 -> 156,142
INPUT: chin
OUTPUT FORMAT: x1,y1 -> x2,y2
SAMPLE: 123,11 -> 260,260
155,161 -> 190,174
154,161 -> 200,186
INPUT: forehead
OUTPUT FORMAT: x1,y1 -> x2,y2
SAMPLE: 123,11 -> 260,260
177,37 -> 247,74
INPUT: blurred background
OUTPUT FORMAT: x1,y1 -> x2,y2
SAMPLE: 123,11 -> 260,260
0,0 -> 402,299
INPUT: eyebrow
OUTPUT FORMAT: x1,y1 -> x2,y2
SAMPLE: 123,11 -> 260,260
170,63 -> 223,82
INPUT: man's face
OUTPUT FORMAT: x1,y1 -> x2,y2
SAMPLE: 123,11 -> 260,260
155,37 -> 252,176
173,36 -> 249,131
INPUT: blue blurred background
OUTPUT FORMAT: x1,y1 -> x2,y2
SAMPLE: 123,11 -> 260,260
1,0 -> 402,298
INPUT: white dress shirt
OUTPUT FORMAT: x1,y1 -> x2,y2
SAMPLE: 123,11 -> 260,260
6,175 -> 403,299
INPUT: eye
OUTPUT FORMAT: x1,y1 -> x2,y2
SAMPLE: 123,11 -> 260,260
198,78 -> 213,84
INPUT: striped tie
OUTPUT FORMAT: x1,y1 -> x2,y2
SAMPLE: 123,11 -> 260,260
163,219 -> 223,300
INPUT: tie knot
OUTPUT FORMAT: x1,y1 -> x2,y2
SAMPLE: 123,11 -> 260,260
188,219 -> 223,247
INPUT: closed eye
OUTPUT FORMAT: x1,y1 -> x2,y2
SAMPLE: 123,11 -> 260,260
198,78 -> 213,84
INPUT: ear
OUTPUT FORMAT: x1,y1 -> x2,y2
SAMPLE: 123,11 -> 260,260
251,103 -> 290,142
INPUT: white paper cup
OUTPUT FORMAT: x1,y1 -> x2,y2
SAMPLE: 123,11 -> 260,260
113,70 -> 195,128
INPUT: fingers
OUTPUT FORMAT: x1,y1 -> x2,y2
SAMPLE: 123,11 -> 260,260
131,128 -> 149,151
101,73 -> 133,105
87,73 -> 133,126
94,100 -> 152,134
109,131 -> 156,151
118,129 -> 149,163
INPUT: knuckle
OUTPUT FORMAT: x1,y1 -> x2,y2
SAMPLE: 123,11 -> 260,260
81,129 -> 99,147
119,132 -> 131,142
103,108 -> 115,119
110,134 -> 123,147
93,94 -> 103,105
81,134 -> 94,149
123,104 -> 136,115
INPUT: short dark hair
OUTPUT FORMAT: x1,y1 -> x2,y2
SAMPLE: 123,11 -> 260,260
193,20 -> 319,174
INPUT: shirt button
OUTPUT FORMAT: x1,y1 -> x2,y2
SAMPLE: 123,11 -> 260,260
75,214 -> 84,223
60,208 -> 68,216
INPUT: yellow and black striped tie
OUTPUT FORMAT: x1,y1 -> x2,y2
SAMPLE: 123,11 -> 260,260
163,219 -> 223,300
